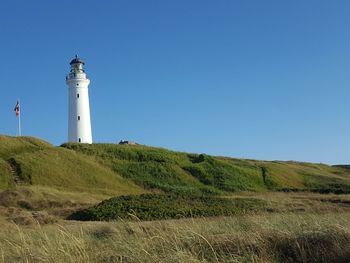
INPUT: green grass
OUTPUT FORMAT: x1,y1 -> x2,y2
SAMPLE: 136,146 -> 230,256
62,142 -> 350,195
0,135 -> 145,195
1,135 -> 350,196
0,159 -> 13,189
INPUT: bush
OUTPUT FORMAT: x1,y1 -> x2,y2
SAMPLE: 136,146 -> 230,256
68,194 -> 266,221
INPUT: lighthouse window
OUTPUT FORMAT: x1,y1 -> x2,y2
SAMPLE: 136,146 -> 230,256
78,116 -> 80,121
77,94 -> 79,98
76,83 -> 79,86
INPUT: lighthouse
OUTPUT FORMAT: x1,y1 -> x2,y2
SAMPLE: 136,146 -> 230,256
66,56 -> 93,144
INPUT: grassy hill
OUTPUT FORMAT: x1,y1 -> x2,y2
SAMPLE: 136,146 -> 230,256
1,135 -> 350,262
1,135 -> 350,196
62,142 -> 350,195
0,136 -> 144,196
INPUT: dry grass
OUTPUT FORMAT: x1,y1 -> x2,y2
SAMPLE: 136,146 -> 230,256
0,211 -> 349,262
0,188 -> 350,262
0,185 -> 116,219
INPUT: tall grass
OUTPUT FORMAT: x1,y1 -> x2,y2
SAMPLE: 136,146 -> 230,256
0,212 -> 349,262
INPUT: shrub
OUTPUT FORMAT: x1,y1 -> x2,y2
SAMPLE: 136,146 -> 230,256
68,194 -> 266,221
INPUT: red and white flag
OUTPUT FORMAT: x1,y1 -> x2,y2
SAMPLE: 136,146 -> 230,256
14,101 -> 20,117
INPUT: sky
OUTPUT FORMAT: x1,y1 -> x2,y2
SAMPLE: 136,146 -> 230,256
0,0 -> 350,164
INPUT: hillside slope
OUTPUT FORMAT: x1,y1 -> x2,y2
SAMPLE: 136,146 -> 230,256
0,136 -> 144,195
62,142 -> 350,194
1,135 -> 350,195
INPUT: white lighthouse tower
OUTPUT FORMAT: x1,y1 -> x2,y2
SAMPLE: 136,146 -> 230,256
66,56 -> 92,144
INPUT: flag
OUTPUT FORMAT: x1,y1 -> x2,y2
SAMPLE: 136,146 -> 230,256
14,101 -> 20,117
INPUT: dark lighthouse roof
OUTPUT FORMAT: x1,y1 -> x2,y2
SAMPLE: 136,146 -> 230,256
70,55 -> 85,65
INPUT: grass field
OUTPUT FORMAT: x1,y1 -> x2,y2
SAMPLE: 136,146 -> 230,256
1,135 -> 350,262
0,193 -> 349,263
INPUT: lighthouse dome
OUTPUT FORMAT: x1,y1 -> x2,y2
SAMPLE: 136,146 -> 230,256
70,56 -> 85,65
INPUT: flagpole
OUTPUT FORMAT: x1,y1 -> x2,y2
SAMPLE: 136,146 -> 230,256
18,99 -> 21,136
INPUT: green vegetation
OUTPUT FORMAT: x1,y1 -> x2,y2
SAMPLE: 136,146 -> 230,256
0,159 -> 13,189
1,136 -> 350,262
62,142 -> 350,195
1,134 -> 350,197
1,135 -> 350,222
0,136 -> 145,195
68,194 -> 266,221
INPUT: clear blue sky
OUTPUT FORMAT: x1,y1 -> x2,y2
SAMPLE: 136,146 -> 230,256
0,0 -> 349,164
